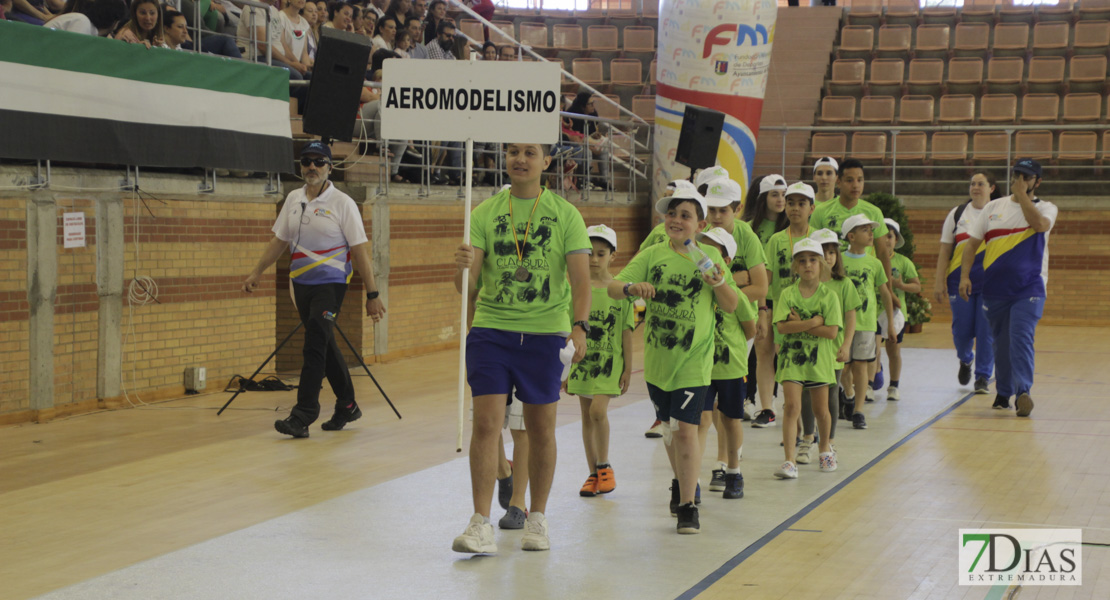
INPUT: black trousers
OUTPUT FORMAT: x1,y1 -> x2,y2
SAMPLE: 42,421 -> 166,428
291,282 -> 357,425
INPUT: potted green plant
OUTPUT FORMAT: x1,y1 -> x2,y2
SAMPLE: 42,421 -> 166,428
863,192 -> 930,332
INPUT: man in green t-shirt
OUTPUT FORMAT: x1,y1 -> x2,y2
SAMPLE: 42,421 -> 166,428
610,187 -> 740,535
809,159 -> 893,290
840,214 -> 896,431
452,143 -> 591,554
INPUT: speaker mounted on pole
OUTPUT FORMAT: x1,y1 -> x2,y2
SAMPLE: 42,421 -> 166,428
674,105 -> 725,173
302,28 -> 372,143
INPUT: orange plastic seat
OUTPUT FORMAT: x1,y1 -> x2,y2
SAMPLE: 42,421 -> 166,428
1032,22 -> 1070,57
1058,131 -> 1098,162
992,23 -> 1031,57
587,25 -> 618,50
1062,93 -> 1104,123
838,25 -> 875,59
1020,94 -> 1060,123
859,96 -> 895,124
810,133 -> 847,162
1014,130 -> 1053,161
898,95 -> 935,124
979,94 -> 1018,123
820,96 -> 857,124
931,132 -> 969,162
553,24 -> 583,50
938,94 -> 976,124
851,132 -> 887,162
622,26 -> 655,52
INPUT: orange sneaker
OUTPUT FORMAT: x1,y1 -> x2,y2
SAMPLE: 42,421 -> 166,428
596,466 -> 616,494
579,474 -> 598,497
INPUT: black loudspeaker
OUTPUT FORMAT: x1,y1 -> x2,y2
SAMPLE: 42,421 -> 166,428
675,105 -> 725,171
302,28 -> 372,143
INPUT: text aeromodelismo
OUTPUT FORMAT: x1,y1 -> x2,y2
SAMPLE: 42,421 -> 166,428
385,87 -> 560,113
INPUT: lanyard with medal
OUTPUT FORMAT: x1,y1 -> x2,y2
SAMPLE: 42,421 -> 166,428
509,191 -> 542,282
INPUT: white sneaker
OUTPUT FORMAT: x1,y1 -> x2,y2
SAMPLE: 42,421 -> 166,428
796,440 -> 812,464
819,451 -> 838,472
774,461 -> 798,479
887,387 -> 900,401
865,388 -> 875,403
521,512 -> 550,551
452,513 -> 497,554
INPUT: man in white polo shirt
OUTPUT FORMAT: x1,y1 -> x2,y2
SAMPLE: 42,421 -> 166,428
243,141 -> 387,437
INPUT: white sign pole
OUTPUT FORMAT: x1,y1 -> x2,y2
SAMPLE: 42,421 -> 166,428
458,136 -> 473,453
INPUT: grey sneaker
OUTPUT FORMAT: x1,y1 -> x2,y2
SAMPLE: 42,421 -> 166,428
796,440 -> 812,464
498,506 -> 526,530
521,512 -> 550,551
452,513 -> 496,554
708,468 -> 726,492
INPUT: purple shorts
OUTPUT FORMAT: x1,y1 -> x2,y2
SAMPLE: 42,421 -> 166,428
466,327 -> 565,405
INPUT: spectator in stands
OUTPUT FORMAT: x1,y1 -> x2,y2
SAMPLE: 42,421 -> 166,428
426,17 -> 454,60
367,0 -> 384,18
393,28 -> 412,57
360,8 -> 376,37
238,0 -> 307,96
10,0 -> 62,25
45,0 -> 127,35
303,0 -> 319,60
499,43 -> 517,61
322,0 -> 350,31
114,0 -> 163,47
372,14 -> 395,50
405,17 -> 427,58
480,40 -> 496,60
161,8 -> 189,48
410,0 -> 423,19
566,91 -> 611,191
452,29 -> 470,59
423,0 -> 444,44
383,0 -> 406,28
279,0 -> 313,76
460,0 -> 493,41
174,0 -> 241,57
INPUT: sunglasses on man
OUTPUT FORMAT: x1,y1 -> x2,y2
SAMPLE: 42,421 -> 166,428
300,157 -> 330,168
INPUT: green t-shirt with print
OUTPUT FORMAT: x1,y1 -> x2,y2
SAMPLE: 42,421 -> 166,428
753,218 -> 779,247
711,290 -> 758,381
773,282 -> 843,385
890,252 -> 919,309
842,251 -> 888,333
764,226 -> 815,304
823,276 -> 862,368
809,198 -> 889,253
470,187 -> 591,334
639,222 -> 668,252
616,240 -> 738,391
567,286 -> 636,396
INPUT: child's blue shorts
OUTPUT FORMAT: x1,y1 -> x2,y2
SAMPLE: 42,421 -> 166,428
706,377 -> 748,420
466,327 -> 564,405
647,383 -> 708,426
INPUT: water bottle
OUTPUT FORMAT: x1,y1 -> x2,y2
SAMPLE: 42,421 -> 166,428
684,239 -> 716,276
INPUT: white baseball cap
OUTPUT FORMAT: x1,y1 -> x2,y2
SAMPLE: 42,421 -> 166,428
813,156 -> 839,174
810,228 -> 840,246
697,227 -> 737,260
841,214 -> 880,237
667,179 -> 698,193
785,182 -> 815,201
587,224 -> 618,251
759,174 -> 787,195
655,186 -> 708,218
703,177 -> 744,208
884,218 -> 905,249
694,165 -> 730,188
792,238 -> 824,257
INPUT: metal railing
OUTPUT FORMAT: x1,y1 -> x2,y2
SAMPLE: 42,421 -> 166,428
760,123 -> 1106,196
188,0 -> 273,65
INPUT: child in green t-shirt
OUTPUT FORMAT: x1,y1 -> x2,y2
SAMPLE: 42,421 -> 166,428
766,182 -> 817,307
840,215 -> 896,431
801,229 -> 860,458
773,239 -> 843,478
452,142 -> 592,554
610,187 -> 740,534
878,219 -> 921,402
569,225 -> 635,499
698,227 -> 758,499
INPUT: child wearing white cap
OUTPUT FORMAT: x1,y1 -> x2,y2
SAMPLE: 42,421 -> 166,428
697,227 -> 758,500
703,175 -> 770,308
766,183 -> 817,308
741,174 -> 789,246
610,187 -> 740,534
840,214 -> 896,430
639,180 -> 701,252
876,218 -> 920,401
812,157 -> 839,205
569,225 -> 636,499
772,238 -> 843,478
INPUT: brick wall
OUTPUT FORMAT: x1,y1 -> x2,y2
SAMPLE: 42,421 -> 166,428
0,197 -> 29,413
908,207 -> 1110,326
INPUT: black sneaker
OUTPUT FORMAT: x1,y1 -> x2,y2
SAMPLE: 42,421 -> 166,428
992,394 -> 1010,410
274,417 -> 309,438
669,479 -> 680,516
843,401 -> 855,422
752,409 -> 776,428
958,361 -> 972,386
723,473 -> 744,499
974,378 -> 990,395
321,404 -> 362,431
676,503 -> 700,534
709,468 -> 726,492
852,412 -> 867,430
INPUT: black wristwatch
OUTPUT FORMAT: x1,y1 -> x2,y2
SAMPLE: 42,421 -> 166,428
573,320 -> 591,335
366,291 -> 379,300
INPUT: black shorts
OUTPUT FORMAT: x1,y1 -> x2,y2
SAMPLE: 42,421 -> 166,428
647,383 -> 707,426
706,378 -> 748,420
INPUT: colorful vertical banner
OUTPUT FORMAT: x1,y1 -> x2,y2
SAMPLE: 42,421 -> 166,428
654,0 -> 777,199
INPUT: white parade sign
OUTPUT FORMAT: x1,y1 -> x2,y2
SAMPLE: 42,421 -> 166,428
381,59 -> 560,143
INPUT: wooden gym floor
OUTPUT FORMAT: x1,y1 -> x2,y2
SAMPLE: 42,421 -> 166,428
2,325 -> 1107,599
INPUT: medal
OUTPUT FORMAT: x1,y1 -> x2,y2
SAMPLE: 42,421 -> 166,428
508,190 -> 543,284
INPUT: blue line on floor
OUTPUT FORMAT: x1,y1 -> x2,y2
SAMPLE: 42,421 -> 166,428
676,388 -> 981,600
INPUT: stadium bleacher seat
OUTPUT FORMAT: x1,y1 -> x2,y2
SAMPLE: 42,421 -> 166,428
859,96 -> 895,124
946,57 -> 984,95
810,133 -> 847,162
913,25 -> 951,59
572,57 -> 605,85
869,58 -> 906,96
1067,55 -> 1108,93
819,96 -> 857,124
931,132 -> 969,163
992,23 -> 1031,57
1014,130 -> 1054,161
519,22 -> 548,49
959,0 -> 997,25
986,57 -> 1025,94
898,95 -> 935,125
1020,93 -> 1060,124
839,25 -> 875,59
876,25 -> 912,59
979,94 -> 1018,123
922,5 -> 958,27
553,24 -> 583,49
939,94 -> 976,124
622,26 -> 655,53
846,2 -> 883,28
953,22 -> 990,58
1027,56 -> 1066,93
1061,93 -> 1104,123
972,131 -> 1012,164
1032,22 -> 1070,57
906,58 -> 943,95
610,58 -> 643,86
829,59 -> 867,96
1058,131 -> 1098,163
1000,2 -> 1036,25
631,95 -> 655,123
885,0 -> 920,27
894,131 -> 928,163
587,25 -> 618,50
1073,21 -> 1110,56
